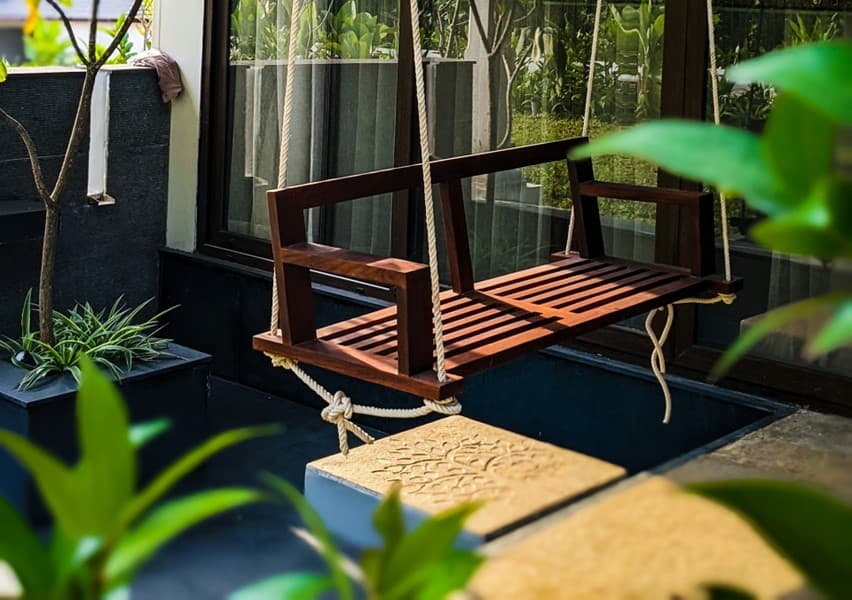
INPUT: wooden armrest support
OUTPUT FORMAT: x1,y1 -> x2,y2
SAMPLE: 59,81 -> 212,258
577,181 -> 712,206
275,242 -> 433,376
280,242 -> 428,288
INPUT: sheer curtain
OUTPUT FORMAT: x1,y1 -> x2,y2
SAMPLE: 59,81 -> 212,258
226,0 -> 401,254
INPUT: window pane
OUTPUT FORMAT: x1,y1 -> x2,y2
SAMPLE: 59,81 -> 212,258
225,0 -> 400,255
697,0 -> 852,375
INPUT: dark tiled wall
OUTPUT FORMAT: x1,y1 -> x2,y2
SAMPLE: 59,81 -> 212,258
0,68 -> 170,336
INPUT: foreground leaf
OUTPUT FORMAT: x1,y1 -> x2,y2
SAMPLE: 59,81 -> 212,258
688,480 -> 852,599
118,424 -> 281,532
262,474 -> 354,600
382,502 -> 481,598
571,121 -> 790,215
74,356 -> 136,535
712,292 -> 851,378
228,573 -> 332,600
806,297 -> 852,358
414,549 -> 485,600
727,41 -> 852,125
0,497 -> 52,592
129,419 -> 171,449
105,488 -> 268,589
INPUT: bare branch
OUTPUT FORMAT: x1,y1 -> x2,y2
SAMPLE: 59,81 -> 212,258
468,0 -> 491,50
488,3 -> 516,58
0,108 -> 54,206
50,70 -> 97,200
44,0 -> 89,65
88,0 -> 102,61
95,0 -> 145,68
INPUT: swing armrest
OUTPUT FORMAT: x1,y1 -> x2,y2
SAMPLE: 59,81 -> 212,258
279,243 -> 435,376
280,243 -> 429,288
575,181 -> 713,206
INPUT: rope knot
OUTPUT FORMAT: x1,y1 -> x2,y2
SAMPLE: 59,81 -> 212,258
322,391 -> 354,424
719,293 -> 737,305
423,397 -> 463,415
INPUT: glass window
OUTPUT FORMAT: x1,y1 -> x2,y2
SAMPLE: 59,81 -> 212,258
697,0 -> 852,375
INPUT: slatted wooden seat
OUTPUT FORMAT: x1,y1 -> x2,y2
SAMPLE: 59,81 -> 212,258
254,138 -> 742,401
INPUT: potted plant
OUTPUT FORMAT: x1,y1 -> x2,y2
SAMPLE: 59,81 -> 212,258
0,0 -> 210,518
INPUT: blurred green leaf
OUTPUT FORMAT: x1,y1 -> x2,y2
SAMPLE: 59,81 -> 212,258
228,573 -> 332,600
749,179 -> 852,260
105,488 -> 268,588
0,429 -> 89,535
713,292 -> 849,378
571,121 -> 791,215
413,549 -> 485,600
129,419 -> 171,449
118,425 -> 281,532
262,474 -> 354,600
75,356 -> 136,535
761,94 -> 835,204
688,480 -> 852,599
0,60 -> 7,83
382,502 -> 481,599
0,497 -> 52,591
373,485 -> 405,552
806,297 -> 852,358
727,41 -> 852,125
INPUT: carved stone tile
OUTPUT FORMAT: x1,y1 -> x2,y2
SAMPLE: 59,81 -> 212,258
307,416 -> 626,538
470,477 -> 807,599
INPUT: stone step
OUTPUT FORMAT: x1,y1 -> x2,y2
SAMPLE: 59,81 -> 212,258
470,476 -> 805,599
305,416 -> 626,548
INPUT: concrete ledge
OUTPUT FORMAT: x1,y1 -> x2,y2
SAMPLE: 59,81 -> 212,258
470,476 -> 806,598
306,416 -> 626,547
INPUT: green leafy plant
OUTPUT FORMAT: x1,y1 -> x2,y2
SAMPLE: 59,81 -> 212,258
0,357 -> 278,598
22,16 -> 75,66
688,480 -> 852,600
0,295 -> 174,390
97,14 -> 137,64
573,41 -> 852,376
231,477 -> 483,600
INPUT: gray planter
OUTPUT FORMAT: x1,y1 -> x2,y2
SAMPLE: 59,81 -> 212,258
0,344 -> 211,521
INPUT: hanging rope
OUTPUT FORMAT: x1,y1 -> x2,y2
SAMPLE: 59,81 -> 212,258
265,0 -> 461,455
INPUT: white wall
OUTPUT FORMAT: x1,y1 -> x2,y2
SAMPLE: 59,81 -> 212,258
154,0 -> 204,251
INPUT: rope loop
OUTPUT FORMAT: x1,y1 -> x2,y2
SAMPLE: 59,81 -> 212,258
423,397 -> 463,416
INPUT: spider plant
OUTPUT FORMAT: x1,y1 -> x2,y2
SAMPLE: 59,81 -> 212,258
0,295 -> 174,390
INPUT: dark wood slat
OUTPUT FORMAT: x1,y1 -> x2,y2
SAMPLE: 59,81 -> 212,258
253,333 -> 463,400
556,272 -> 682,312
481,260 -> 605,298
577,181 -> 711,206
440,178 -> 475,292
512,264 -> 633,303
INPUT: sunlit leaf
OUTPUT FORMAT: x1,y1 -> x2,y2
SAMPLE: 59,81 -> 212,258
382,502 -> 481,599
688,480 -> 852,599
74,356 -> 136,535
129,419 -> 171,449
228,573 -> 332,600
105,488 -> 268,589
727,41 -> 852,125
373,485 -> 405,552
806,296 -> 852,358
0,60 -> 7,83
262,474 -> 355,600
0,497 -> 52,592
117,425 -> 281,533
24,0 -> 41,36
712,292 -> 849,378
760,94 -> 835,204
571,121 -> 792,215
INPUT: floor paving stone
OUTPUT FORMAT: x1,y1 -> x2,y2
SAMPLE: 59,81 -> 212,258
307,416 -> 626,542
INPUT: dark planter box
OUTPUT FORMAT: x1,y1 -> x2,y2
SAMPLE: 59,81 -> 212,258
0,344 -> 211,521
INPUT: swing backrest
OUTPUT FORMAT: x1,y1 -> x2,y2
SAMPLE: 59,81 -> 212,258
266,137 -> 730,347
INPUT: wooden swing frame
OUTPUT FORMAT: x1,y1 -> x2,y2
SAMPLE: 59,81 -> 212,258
253,137 -> 742,401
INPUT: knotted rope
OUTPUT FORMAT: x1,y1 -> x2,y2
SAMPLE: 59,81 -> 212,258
265,0 -> 462,454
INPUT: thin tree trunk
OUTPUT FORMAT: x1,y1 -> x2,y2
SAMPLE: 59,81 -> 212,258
39,205 -> 60,345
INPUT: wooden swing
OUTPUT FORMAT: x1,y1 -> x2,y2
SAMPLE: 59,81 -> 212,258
254,0 -> 740,452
